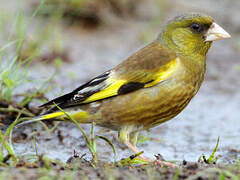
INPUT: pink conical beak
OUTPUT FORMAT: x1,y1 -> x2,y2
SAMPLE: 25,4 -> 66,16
205,22 -> 231,42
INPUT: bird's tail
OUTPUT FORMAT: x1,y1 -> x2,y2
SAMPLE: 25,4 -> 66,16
16,110 -> 90,128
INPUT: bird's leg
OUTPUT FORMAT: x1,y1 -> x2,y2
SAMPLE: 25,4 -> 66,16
128,131 -> 152,160
125,139 -> 177,167
129,131 -> 139,146
119,128 -> 177,168
119,128 -> 147,159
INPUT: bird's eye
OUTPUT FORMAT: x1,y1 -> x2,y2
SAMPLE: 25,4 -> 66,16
190,22 -> 203,33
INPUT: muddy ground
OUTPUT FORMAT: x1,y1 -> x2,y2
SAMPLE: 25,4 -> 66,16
0,0 -> 240,179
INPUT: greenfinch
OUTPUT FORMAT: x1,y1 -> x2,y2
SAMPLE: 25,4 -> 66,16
19,13 -> 230,167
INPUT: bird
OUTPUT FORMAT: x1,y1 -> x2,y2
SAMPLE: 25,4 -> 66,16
18,13 -> 230,167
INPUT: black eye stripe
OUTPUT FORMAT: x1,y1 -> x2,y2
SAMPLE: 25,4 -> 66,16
190,22 -> 204,33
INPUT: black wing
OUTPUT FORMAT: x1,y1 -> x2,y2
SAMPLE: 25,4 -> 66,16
40,70 -> 111,108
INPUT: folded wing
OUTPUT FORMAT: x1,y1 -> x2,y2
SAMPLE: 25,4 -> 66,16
40,41 -> 178,110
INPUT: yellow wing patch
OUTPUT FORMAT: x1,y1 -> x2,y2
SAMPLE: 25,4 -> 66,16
70,111 -> 88,121
82,57 -> 180,104
144,57 -> 180,88
41,112 -> 65,120
83,79 -> 127,103
40,111 -> 88,121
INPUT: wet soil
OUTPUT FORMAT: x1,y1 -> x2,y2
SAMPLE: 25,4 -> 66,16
1,159 -> 240,180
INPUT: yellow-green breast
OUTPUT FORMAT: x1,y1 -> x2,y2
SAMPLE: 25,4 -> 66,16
82,52 -> 206,131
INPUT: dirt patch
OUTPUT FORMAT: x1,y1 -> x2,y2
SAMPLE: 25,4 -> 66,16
0,157 -> 239,179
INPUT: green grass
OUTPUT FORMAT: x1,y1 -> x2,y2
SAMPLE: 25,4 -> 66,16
0,1 -> 43,103
54,103 -> 134,166
0,0 -> 65,110
0,111 -> 21,166
198,137 -> 220,164
0,0 -> 62,166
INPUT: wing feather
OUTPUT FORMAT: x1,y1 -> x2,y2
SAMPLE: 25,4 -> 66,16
40,70 -> 111,108
40,41 -> 179,110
